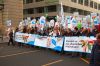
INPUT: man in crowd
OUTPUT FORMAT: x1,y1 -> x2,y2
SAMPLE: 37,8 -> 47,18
8,29 -> 14,46
89,33 -> 100,66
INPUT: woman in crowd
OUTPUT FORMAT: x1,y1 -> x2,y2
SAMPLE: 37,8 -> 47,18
73,27 -> 81,36
30,27 -> 35,34
49,27 -> 60,37
91,26 -> 99,37
23,26 -> 27,33
64,28 -> 73,36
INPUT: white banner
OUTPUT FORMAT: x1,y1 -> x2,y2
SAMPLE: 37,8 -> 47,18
64,37 -> 82,52
15,32 -> 36,45
64,36 -> 96,53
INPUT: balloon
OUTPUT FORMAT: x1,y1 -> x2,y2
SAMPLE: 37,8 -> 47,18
77,22 -> 82,30
39,16 -> 46,25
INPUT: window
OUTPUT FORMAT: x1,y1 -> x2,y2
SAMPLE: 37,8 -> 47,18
35,0 -> 44,2
28,8 -> 34,14
64,6 -> 70,13
70,7 -> 78,13
47,5 -> 57,12
24,8 -> 34,14
23,0 -> 25,4
0,0 -> 4,4
94,2 -> 97,9
90,1 -> 93,8
23,9 -> 28,14
84,11 -> 90,15
98,4 -> 100,10
71,0 -> 77,3
84,0 -> 88,6
78,9 -> 84,15
46,16 -> 56,21
36,7 -> 44,13
78,0 -> 83,5
84,11 -> 87,15
24,0 -> 33,4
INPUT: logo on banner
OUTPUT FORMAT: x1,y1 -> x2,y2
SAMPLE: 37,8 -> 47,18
22,35 -> 29,43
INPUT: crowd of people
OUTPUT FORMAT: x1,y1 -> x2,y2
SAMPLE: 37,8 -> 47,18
6,14 -> 100,66
8,19 -> 100,66
15,24 -> 99,37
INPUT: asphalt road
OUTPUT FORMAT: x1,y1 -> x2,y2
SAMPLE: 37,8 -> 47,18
0,43 -> 88,66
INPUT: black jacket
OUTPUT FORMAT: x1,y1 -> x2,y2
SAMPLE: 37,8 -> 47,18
73,31 -> 80,36
9,32 -> 13,38
90,41 -> 100,66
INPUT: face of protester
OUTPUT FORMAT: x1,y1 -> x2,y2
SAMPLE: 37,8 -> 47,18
66,29 -> 70,33
74,29 -> 77,32
96,33 -> 100,43
10,29 -> 13,33
92,26 -> 96,30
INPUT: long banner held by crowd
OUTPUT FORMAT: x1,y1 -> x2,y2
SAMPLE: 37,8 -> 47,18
64,36 -> 96,53
15,32 -> 96,53
15,32 -> 64,51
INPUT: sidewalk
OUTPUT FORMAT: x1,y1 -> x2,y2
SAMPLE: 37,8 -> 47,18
0,36 -> 9,43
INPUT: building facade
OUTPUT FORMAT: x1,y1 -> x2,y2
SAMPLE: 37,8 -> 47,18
0,0 -> 23,33
0,0 -> 4,28
23,0 -> 100,20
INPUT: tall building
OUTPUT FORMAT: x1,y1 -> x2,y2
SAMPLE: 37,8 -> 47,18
0,0 -> 23,33
23,0 -> 100,20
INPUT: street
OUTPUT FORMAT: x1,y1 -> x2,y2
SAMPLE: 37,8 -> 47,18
0,43 -> 88,66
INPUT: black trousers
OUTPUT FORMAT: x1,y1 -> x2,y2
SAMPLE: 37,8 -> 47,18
8,38 -> 14,46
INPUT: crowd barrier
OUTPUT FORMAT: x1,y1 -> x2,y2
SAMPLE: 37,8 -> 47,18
15,32 -> 96,53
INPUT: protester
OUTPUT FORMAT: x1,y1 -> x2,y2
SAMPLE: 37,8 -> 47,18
73,27 -> 80,36
64,28 -> 73,36
23,26 -> 27,33
14,27 -> 19,38
89,33 -> 100,66
30,27 -> 34,34
91,26 -> 99,37
12,15 -> 100,63
8,29 -> 14,46
80,27 -> 86,36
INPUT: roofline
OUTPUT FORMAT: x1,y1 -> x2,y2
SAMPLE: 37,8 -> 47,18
92,0 -> 100,4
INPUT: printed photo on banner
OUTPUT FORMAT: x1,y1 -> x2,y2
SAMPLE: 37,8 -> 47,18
47,37 -> 63,51
34,36 -> 48,48
26,34 -> 36,45
15,32 -> 28,43
79,36 -> 89,53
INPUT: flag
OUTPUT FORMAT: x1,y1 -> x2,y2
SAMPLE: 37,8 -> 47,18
60,2 -> 65,27
39,16 -> 46,25
6,20 -> 12,27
